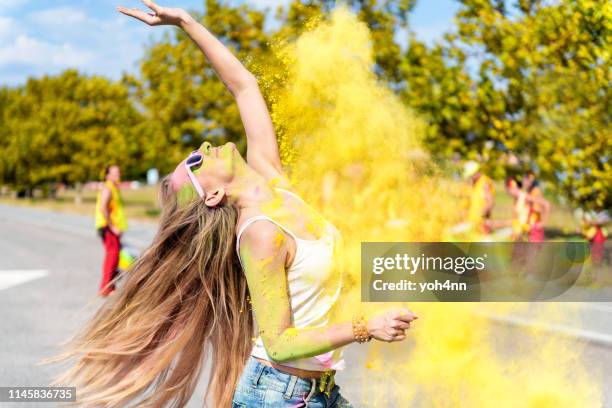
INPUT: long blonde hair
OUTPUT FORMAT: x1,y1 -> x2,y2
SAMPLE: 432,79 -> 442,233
45,176 -> 253,407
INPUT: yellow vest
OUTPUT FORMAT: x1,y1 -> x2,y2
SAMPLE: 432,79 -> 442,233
468,174 -> 495,229
526,186 -> 543,226
513,191 -> 530,235
95,181 -> 127,232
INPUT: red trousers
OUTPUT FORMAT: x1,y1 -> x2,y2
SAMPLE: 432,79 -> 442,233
591,227 -> 606,264
99,228 -> 121,296
528,225 -> 545,242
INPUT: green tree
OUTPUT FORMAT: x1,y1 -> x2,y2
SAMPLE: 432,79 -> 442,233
0,87 -> 15,188
0,70 -> 144,193
400,0 -> 611,210
400,39 -> 481,160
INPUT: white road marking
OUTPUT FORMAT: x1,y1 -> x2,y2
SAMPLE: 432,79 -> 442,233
0,269 -> 49,290
579,303 -> 612,313
495,314 -> 612,345
478,310 -> 612,346
0,209 -> 153,249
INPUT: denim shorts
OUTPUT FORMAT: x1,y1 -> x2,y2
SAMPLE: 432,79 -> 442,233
232,356 -> 353,408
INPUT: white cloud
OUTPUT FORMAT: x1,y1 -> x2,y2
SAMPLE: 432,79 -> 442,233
0,16 -> 16,38
0,11 -> 164,85
28,6 -> 87,25
0,35 -> 95,67
0,0 -> 28,9
0,0 -> 291,86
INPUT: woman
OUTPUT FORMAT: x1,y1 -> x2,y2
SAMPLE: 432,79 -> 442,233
95,164 -> 127,296
504,176 -> 528,241
521,171 -> 550,243
49,2 -> 417,407
463,161 -> 495,235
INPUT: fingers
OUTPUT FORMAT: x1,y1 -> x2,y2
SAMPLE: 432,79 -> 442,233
142,0 -> 161,13
385,328 -> 407,342
116,5 -> 161,25
388,328 -> 405,337
395,308 -> 418,323
391,321 -> 411,330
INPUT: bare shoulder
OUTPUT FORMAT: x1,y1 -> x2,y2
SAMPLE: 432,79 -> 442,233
238,218 -> 288,255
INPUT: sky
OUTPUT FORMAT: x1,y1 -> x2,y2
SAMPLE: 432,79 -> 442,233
0,0 -> 460,86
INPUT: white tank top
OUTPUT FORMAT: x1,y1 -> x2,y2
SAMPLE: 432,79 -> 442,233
235,188 -> 346,372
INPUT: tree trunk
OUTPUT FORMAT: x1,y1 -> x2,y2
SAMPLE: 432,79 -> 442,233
74,182 -> 83,206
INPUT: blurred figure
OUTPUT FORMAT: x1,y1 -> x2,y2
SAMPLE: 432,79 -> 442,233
580,210 -> 610,266
94,164 -> 128,296
464,161 -> 495,235
521,171 -> 550,242
505,176 -> 529,240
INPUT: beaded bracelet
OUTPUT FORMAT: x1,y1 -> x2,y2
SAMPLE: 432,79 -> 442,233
352,315 -> 372,343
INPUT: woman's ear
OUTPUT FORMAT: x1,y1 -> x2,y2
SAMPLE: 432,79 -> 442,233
204,187 -> 226,207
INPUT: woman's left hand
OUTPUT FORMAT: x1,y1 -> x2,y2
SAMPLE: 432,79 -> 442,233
117,0 -> 190,27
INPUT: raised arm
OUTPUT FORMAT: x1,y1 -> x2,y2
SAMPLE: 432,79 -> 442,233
239,221 -> 417,363
118,1 -> 285,182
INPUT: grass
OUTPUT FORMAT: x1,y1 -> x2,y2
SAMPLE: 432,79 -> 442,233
1,180 -> 608,285
0,185 -> 161,223
0,180 -> 585,236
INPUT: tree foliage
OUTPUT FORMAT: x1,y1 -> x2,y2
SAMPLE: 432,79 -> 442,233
0,0 -> 608,211
0,70 -> 144,192
400,0 -> 611,210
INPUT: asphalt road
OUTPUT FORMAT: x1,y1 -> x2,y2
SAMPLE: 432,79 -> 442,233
0,204 -> 610,407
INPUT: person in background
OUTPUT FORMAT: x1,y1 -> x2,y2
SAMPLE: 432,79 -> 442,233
95,164 -> 128,296
521,170 -> 550,243
464,161 -> 495,235
580,210 -> 609,266
504,176 -> 529,240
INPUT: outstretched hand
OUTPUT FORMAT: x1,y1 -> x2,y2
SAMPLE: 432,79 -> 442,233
117,0 -> 189,26
367,307 -> 418,343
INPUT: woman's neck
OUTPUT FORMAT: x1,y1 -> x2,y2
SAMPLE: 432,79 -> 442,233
225,165 -> 276,212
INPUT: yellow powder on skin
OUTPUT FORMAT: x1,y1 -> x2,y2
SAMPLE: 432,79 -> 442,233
259,6 -> 602,407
